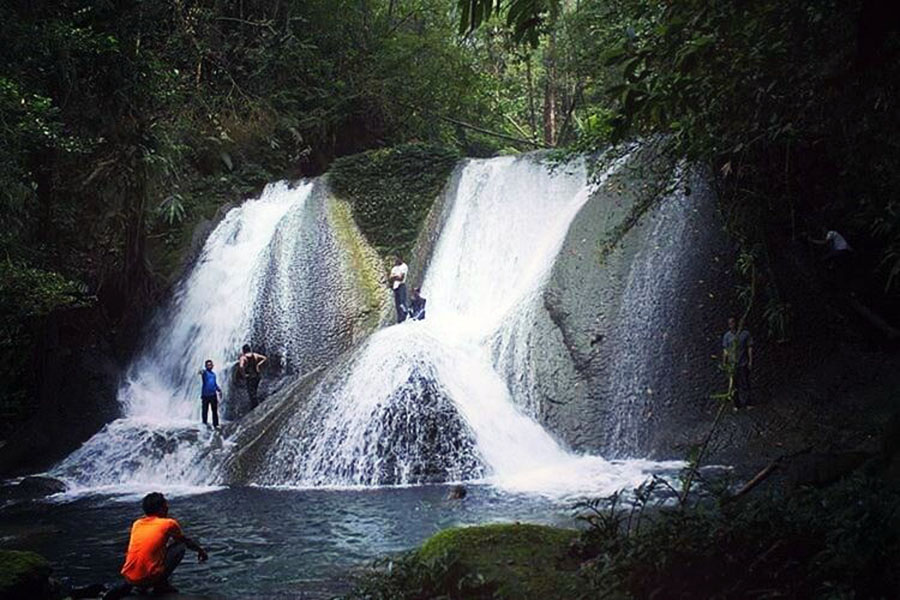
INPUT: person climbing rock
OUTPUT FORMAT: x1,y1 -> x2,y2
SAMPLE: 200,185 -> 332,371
809,228 -> 853,261
389,255 -> 409,323
199,359 -> 222,428
239,344 -> 267,410
102,492 -> 208,600
722,317 -> 753,408
408,287 -> 426,320
808,227 -> 855,283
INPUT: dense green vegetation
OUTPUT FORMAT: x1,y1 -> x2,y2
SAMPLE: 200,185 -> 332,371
329,143 -> 459,259
0,0 -> 551,431
347,475 -> 900,599
10,1 -> 894,426
462,0 -> 900,335
574,475 -> 900,598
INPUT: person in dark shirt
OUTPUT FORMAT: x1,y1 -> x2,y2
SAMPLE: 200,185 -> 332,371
199,360 -> 221,428
722,317 -> 753,408
408,287 -> 426,320
239,344 -> 267,410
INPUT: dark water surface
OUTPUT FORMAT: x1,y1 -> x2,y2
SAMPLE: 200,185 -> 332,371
0,485 -> 575,598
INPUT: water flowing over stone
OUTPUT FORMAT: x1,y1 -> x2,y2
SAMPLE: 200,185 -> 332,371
245,154 -> 680,496
53,150 -> 698,497
53,181 -> 386,490
509,158 -> 730,459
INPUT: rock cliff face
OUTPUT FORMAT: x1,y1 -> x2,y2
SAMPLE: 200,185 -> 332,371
243,182 -> 388,415
484,151 -> 736,459
7,146 -> 754,480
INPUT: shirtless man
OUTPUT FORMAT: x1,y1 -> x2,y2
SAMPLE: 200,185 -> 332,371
239,344 -> 268,410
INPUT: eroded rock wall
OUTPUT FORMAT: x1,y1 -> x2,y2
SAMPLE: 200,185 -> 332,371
510,153 -> 735,459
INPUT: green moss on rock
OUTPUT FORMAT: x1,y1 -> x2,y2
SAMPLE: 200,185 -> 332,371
328,143 -> 459,259
348,523 -> 583,600
416,524 -> 581,600
327,197 -> 388,328
0,550 -> 52,598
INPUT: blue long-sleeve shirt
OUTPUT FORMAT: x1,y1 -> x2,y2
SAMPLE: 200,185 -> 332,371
201,369 -> 221,397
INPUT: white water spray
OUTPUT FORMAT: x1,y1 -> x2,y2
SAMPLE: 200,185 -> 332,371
253,155 -> 680,497
54,182 -> 314,489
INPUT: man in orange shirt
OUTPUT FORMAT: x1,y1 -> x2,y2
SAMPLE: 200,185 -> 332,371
104,492 -> 208,599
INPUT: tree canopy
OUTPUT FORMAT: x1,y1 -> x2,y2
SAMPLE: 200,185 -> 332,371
1,0 -> 898,427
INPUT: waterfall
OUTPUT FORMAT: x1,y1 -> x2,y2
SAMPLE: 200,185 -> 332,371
54,181 -> 322,489
247,154 -> 678,496
127,181 -> 314,420
54,152 -> 684,497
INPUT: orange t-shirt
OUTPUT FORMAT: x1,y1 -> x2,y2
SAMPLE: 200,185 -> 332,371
120,516 -> 183,584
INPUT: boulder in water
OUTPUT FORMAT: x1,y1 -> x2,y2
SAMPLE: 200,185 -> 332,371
0,550 -> 53,599
447,484 -> 467,499
18,476 -> 67,496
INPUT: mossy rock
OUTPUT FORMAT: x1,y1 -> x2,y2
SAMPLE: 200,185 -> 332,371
328,143 -> 459,260
326,197 -> 389,329
414,523 -> 582,600
0,550 -> 52,599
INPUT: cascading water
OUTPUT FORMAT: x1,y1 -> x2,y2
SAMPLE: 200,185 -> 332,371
249,155 -> 678,497
54,152 -> 684,498
604,172 -> 693,456
54,181 -> 318,489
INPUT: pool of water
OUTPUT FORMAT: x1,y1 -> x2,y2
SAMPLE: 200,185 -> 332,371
0,484 -> 582,598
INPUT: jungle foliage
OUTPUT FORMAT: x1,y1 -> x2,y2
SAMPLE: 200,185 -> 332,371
3,1 -> 899,431
571,474 -> 900,599
0,0 -> 539,430
461,0 -> 900,333
329,144 -> 459,259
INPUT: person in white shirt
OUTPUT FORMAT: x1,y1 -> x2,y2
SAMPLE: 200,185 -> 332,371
388,256 -> 409,323
810,228 -> 852,260
809,228 -> 855,283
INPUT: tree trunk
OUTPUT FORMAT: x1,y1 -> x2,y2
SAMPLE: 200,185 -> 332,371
527,55 -> 537,136
542,30 -> 558,146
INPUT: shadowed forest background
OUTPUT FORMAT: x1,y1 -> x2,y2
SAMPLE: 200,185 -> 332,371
2,1 -> 900,599
3,0 -> 899,431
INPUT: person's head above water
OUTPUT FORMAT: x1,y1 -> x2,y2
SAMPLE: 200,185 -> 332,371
242,344 -> 252,354
142,492 -> 168,517
447,484 -> 467,499
205,359 -> 214,370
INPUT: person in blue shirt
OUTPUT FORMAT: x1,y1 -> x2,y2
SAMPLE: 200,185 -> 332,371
199,359 -> 222,428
